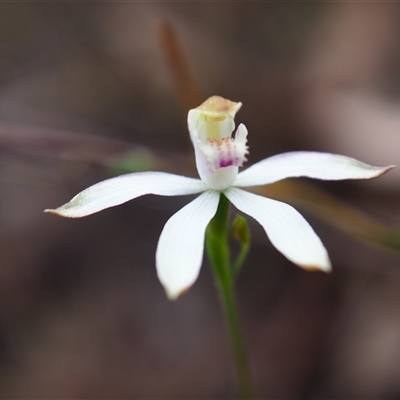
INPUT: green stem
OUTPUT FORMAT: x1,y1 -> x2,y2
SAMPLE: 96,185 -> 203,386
206,194 -> 255,399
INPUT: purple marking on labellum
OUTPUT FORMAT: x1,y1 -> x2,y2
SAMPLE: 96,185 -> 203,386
220,159 -> 234,167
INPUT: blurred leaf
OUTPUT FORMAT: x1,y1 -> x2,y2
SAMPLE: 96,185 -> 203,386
109,149 -> 158,174
0,122 -> 193,175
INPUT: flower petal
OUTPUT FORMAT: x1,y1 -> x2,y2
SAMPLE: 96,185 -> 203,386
225,187 -> 331,272
45,172 -> 207,218
156,190 -> 220,300
234,151 -> 394,187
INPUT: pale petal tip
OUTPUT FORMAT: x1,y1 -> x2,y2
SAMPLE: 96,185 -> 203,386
357,163 -> 395,180
298,258 -> 332,273
165,285 -> 191,301
375,164 -> 396,178
44,208 -> 61,215
44,206 -> 80,218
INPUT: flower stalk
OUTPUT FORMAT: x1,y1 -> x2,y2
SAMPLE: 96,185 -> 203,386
206,193 -> 255,399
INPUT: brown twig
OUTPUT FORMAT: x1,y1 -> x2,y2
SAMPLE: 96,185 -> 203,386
155,18 -> 203,112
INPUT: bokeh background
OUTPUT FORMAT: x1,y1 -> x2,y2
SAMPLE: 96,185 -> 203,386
0,2 -> 399,398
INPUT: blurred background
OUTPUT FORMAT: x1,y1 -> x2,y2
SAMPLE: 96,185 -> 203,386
0,2 -> 400,398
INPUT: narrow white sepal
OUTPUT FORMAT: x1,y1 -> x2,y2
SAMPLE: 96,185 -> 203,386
45,172 -> 207,218
225,187 -> 331,272
156,190 -> 220,300
234,151 -> 394,187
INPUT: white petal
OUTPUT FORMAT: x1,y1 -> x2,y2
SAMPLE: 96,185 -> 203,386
45,172 -> 207,218
156,190 -> 220,300
234,151 -> 394,187
225,187 -> 331,272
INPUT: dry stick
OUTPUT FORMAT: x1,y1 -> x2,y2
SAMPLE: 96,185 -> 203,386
155,18 -> 203,112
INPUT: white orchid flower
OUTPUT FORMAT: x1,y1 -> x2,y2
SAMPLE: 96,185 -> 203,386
46,96 -> 393,299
